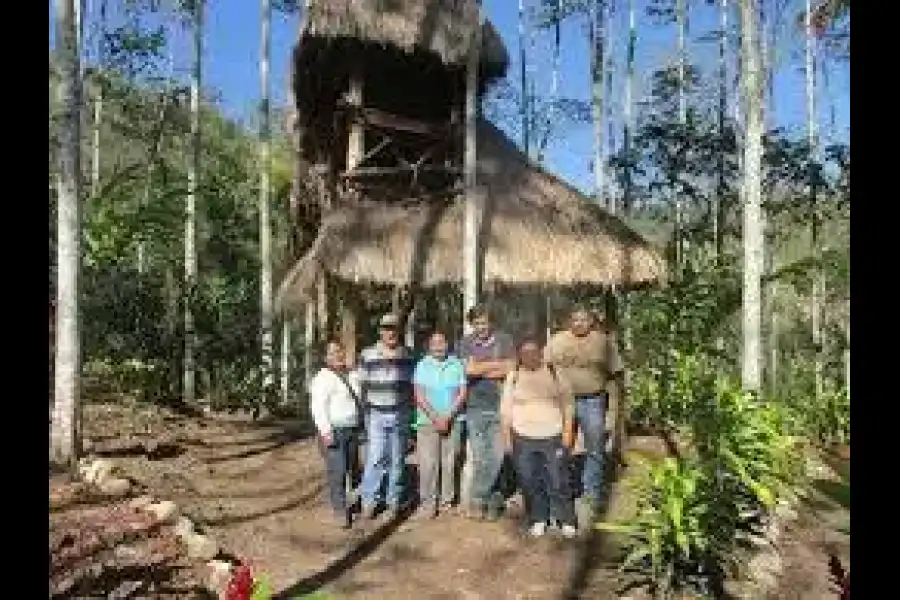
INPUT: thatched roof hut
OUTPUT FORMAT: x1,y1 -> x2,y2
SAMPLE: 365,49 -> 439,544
298,0 -> 509,82
292,1 -> 510,170
276,120 -> 666,313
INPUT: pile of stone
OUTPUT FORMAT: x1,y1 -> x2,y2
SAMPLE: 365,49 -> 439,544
56,457 -> 244,599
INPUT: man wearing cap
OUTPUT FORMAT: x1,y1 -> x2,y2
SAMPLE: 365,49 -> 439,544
357,313 -> 417,518
544,306 -> 623,508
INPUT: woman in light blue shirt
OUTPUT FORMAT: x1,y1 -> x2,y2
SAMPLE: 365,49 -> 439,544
412,330 -> 467,518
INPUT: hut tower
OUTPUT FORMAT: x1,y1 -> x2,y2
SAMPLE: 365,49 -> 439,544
291,1 -> 507,205
290,1 -> 509,352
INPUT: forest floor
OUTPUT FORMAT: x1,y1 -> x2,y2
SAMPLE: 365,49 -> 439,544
50,402 -> 849,600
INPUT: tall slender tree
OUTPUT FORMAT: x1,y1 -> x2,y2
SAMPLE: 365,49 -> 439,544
184,0 -> 203,405
603,0 -> 616,210
518,0 -> 531,155
806,0 -> 824,403
714,0 -> 728,261
590,0 -> 607,205
674,0 -> 688,269
51,0 -> 84,468
90,0 -> 106,202
740,0 -> 764,390
259,0 -> 275,406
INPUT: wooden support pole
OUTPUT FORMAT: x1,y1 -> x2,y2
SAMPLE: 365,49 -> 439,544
338,67 -> 364,360
461,2 -> 483,509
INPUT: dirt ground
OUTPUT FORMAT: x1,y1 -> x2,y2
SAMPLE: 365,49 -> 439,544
62,403 -> 849,600
76,403 -> 624,599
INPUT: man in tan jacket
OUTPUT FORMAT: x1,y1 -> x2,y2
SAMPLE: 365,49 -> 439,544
544,306 -> 622,506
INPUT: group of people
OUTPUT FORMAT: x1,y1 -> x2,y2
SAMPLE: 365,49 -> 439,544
308,303 -> 622,539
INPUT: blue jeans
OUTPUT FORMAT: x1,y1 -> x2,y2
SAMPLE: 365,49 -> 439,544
360,408 -> 408,510
575,394 -> 607,501
467,410 -> 503,512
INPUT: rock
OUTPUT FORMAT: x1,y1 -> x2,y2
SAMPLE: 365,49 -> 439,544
145,500 -> 179,524
174,516 -> 195,539
98,477 -> 132,497
748,549 -> 782,590
775,501 -> 798,523
128,495 -> 155,511
764,520 -> 783,545
184,533 -> 219,560
81,458 -> 115,486
723,580 -> 761,600
204,560 -> 233,597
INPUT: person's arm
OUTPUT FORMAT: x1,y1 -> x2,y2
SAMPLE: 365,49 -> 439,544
413,363 -> 441,424
556,374 -> 577,450
309,373 -> 333,444
483,334 -> 517,379
354,352 -> 368,403
449,360 -> 468,419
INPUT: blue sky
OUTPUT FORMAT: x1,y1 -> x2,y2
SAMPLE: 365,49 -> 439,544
51,0 -> 849,196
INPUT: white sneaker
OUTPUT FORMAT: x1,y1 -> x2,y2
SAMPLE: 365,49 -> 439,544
529,521 -> 547,537
560,524 -> 578,539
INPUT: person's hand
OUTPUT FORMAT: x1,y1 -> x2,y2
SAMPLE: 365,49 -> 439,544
320,431 -> 334,447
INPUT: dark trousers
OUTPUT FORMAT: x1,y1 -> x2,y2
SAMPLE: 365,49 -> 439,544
322,426 -> 361,514
512,434 -> 575,526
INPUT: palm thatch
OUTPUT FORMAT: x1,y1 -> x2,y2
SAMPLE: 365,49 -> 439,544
301,0 -> 509,80
276,120 -> 666,313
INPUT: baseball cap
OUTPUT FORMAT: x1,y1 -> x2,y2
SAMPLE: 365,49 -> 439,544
378,313 -> 400,328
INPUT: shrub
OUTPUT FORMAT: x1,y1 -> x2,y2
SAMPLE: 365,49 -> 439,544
602,358 -> 802,598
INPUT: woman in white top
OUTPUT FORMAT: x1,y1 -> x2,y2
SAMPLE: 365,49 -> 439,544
309,340 -> 361,528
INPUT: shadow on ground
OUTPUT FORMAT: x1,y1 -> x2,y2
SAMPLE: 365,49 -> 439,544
273,506 -> 418,600
558,455 -> 623,600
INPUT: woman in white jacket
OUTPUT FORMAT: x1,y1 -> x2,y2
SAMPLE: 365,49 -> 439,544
309,340 -> 362,528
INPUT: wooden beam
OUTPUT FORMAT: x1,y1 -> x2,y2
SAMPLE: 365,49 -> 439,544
339,69 -> 364,359
346,67 -> 365,172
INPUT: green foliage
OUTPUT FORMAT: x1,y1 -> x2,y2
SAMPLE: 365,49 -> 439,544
607,356 -> 803,597
599,457 -> 715,596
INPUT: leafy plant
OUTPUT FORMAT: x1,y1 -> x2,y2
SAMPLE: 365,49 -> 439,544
598,457 -> 718,598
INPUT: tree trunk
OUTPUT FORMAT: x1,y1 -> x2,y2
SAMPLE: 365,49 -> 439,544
620,0 -> 636,432
590,0 -> 606,206
259,0 -> 274,402
806,0 -> 823,403
604,0 -> 616,211
463,3 -> 483,322
535,0 -> 562,165
715,0 -> 728,261
90,0 -> 106,201
740,0 -> 764,391
517,0 -> 529,155
674,0 -> 688,270
51,0 -> 83,470
184,0 -> 202,405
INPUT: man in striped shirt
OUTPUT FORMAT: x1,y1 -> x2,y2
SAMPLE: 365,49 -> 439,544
357,313 -> 416,519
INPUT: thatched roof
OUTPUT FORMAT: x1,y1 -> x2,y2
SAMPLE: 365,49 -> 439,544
276,121 -> 667,312
301,0 -> 509,81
